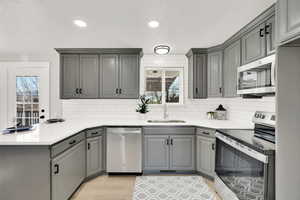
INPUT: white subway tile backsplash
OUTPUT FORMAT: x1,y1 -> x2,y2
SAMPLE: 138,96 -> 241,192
62,97 -> 275,123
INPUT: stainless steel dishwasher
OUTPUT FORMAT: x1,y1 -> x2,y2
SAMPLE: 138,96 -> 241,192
106,127 -> 142,173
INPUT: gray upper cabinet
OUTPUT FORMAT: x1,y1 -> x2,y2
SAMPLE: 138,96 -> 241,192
207,51 -> 223,97
57,48 -> 142,99
86,136 -> 103,177
223,40 -> 241,97
52,141 -> 86,200
169,135 -> 195,170
80,55 -> 99,98
118,55 -> 139,98
196,135 -> 215,177
100,54 -> 119,98
241,24 -> 266,64
186,49 -> 207,99
61,54 -> 80,99
144,135 -> 170,170
277,0 -> 300,43
266,16 -> 276,55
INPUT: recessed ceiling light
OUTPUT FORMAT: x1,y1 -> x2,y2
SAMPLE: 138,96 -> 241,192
154,45 -> 170,55
73,20 -> 87,28
148,20 -> 160,28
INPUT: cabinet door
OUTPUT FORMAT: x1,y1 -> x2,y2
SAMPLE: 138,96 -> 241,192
241,24 -> 266,64
79,55 -> 99,98
52,141 -> 85,200
266,16 -> 276,55
169,135 -> 195,170
100,54 -> 119,98
86,136 -> 102,177
144,135 -> 169,170
278,0 -> 300,43
223,40 -> 240,97
208,51 -> 223,97
119,55 -> 139,98
195,54 -> 207,98
61,54 -> 80,99
196,136 -> 215,177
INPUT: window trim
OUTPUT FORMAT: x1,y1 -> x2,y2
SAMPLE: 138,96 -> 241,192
144,67 -> 184,105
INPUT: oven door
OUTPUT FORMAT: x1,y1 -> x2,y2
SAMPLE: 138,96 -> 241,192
237,55 -> 275,95
215,133 -> 268,200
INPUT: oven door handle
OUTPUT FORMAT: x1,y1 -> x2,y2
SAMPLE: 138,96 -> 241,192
215,132 -> 268,164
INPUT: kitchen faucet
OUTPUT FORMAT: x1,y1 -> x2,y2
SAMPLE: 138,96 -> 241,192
163,103 -> 169,119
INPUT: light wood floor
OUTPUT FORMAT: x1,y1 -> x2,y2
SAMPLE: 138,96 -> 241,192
71,175 -> 222,200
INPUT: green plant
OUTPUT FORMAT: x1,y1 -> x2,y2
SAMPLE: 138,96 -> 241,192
136,95 -> 150,114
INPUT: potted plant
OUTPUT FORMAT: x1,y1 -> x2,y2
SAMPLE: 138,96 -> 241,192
136,95 -> 150,119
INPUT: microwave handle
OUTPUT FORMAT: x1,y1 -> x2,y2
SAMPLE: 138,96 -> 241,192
271,60 -> 276,86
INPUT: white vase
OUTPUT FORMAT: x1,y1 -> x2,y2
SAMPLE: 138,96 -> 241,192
137,113 -> 147,120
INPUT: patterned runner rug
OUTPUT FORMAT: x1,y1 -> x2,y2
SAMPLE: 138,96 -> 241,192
133,176 -> 216,200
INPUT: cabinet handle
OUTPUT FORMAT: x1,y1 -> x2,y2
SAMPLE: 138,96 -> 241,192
170,138 -> 173,145
166,138 -> 169,145
119,88 -> 122,94
265,24 -> 270,35
75,88 -> 79,94
202,131 -> 210,135
91,132 -> 98,135
54,164 -> 59,174
212,143 -> 215,150
116,88 -> 119,94
87,143 -> 90,150
79,88 -> 82,94
69,140 -> 76,145
195,88 -> 198,94
259,28 -> 264,37
219,87 -> 222,94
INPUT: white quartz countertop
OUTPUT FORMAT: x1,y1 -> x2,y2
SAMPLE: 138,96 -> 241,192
0,118 -> 253,145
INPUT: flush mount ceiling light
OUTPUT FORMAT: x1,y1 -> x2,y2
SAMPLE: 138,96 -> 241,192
154,45 -> 170,55
73,19 -> 87,28
148,20 -> 160,28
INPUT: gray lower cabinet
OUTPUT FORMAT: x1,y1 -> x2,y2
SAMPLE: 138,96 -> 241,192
278,0 -> 300,43
144,134 -> 195,171
61,54 -> 80,99
100,54 -> 119,98
144,135 -> 170,170
241,24 -> 266,64
196,135 -> 215,177
223,40 -> 241,97
51,140 -> 86,200
86,136 -> 103,177
169,135 -> 195,170
207,51 -> 223,97
186,49 -> 207,99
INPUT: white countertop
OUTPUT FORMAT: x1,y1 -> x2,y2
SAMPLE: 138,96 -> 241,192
0,118 -> 253,145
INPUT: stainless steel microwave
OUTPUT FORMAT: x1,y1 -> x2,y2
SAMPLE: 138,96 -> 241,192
237,55 -> 276,95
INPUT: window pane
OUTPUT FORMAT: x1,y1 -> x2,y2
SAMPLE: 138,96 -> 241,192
145,70 -> 162,104
16,76 -> 39,126
165,71 -> 180,103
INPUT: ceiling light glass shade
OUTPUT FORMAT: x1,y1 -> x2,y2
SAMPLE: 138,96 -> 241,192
148,20 -> 160,28
154,45 -> 170,55
73,20 -> 87,28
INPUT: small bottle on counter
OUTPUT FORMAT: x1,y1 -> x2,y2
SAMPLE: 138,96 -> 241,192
215,104 -> 227,120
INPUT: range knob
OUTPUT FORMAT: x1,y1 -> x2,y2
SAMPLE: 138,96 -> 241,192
261,115 -> 265,119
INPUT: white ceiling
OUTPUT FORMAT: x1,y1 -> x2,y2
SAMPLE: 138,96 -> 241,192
0,0 -> 276,56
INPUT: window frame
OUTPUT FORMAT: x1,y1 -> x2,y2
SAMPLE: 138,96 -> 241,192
144,67 -> 184,105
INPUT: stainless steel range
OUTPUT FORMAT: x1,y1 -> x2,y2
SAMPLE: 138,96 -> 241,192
215,111 -> 275,200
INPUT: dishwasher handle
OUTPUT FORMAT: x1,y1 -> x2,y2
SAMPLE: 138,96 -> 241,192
106,128 -> 142,134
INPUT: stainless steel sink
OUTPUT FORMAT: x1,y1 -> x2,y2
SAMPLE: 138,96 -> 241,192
147,120 -> 186,123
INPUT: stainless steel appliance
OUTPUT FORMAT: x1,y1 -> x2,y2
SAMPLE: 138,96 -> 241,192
237,55 -> 275,95
106,127 -> 142,173
215,111 -> 275,200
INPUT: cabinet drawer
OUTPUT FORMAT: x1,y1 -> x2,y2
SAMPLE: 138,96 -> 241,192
196,128 -> 215,138
86,127 -> 104,138
51,132 -> 85,158
143,127 -> 195,135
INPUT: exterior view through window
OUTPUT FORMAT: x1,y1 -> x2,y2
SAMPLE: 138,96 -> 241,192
16,76 -> 40,126
145,68 -> 183,104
